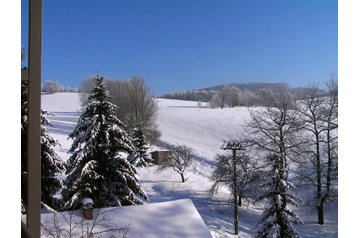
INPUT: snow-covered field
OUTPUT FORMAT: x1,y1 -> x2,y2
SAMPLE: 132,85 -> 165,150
42,93 -> 338,237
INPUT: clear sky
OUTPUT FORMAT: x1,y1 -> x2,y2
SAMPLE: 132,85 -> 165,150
21,0 -> 337,96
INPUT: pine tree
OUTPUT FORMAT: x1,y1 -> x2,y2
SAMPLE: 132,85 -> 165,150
256,154 -> 302,238
127,127 -> 153,167
62,76 -> 147,210
21,81 -> 65,212
41,110 -> 65,210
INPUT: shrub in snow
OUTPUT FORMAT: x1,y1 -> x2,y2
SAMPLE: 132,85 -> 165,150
62,76 -> 147,210
41,209 -> 129,238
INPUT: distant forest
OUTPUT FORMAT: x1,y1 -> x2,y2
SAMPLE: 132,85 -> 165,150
161,82 -> 317,107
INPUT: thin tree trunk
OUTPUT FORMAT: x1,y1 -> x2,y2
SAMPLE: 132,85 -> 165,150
180,173 -> 185,183
324,123 -> 333,202
315,133 -> 323,225
318,200 -> 324,225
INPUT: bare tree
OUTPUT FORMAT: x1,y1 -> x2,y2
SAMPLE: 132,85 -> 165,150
124,76 -> 159,140
80,76 -> 160,141
221,85 -> 240,107
210,150 -> 261,206
78,76 -> 98,109
257,88 -> 274,106
157,145 -> 193,183
43,80 -> 64,94
245,85 -> 304,237
246,85 -> 304,160
240,89 -> 260,107
210,148 -> 262,236
295,78 -> 338,225
322,75 -> 338,204
296,83 -> 326,225
209,94 -> 223,108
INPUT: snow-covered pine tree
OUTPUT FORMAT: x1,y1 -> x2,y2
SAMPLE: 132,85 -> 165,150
62,76 -> 147,210
127,127 -> 153,167
256,154 -> 302,238
21,80 -> 65,212
41,110 -> 65,210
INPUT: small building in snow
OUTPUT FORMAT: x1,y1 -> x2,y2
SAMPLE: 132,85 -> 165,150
150,150 -> 172,165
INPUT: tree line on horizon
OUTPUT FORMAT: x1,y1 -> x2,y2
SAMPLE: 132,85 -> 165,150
161,82 -> 325,109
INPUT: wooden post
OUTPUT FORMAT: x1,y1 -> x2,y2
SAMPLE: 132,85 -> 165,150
27,0 -> 42,237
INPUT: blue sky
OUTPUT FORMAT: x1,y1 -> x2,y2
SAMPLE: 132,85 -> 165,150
21,0 -> 337,96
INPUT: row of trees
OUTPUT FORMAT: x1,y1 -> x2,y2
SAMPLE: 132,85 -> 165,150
42,80 -> 78,93
210,77 -> 338,237
162,83 -> 310,108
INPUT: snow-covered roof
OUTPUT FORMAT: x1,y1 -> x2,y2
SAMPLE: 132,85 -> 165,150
82,197 -> 94,205
40,199 -> 212,238
41,203 -> 57,214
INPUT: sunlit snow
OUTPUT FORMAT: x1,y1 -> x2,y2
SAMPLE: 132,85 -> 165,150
41,93 -> 338,238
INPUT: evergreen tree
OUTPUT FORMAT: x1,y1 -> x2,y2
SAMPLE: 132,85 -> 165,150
62,76 -> 147,210
127,127 -> 153,167
41,110 -> 65,210
256,154 -> 302,238
21,81 -> 64,212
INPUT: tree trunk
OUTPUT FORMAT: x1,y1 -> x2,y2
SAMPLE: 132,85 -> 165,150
318,201 -> 324,225
238,195 -> 242,207
315,133 -> 323,225
180,173 -> 185,183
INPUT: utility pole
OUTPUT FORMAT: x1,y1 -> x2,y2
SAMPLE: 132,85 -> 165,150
221,141 -> 245,236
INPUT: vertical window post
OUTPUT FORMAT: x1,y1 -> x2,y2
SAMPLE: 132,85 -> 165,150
27,0 -> 42,237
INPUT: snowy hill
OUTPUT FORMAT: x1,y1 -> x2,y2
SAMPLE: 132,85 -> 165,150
41,93 -> 338,238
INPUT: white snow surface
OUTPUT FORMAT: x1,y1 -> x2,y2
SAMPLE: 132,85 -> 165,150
42,93 -> 338,238
39,199 -> 212,238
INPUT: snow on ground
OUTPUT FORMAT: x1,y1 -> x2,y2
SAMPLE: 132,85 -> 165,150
39,199 -> 212,238
42,93 -> 82,161
156,99 -> 250,160
42,93 -> 338,237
